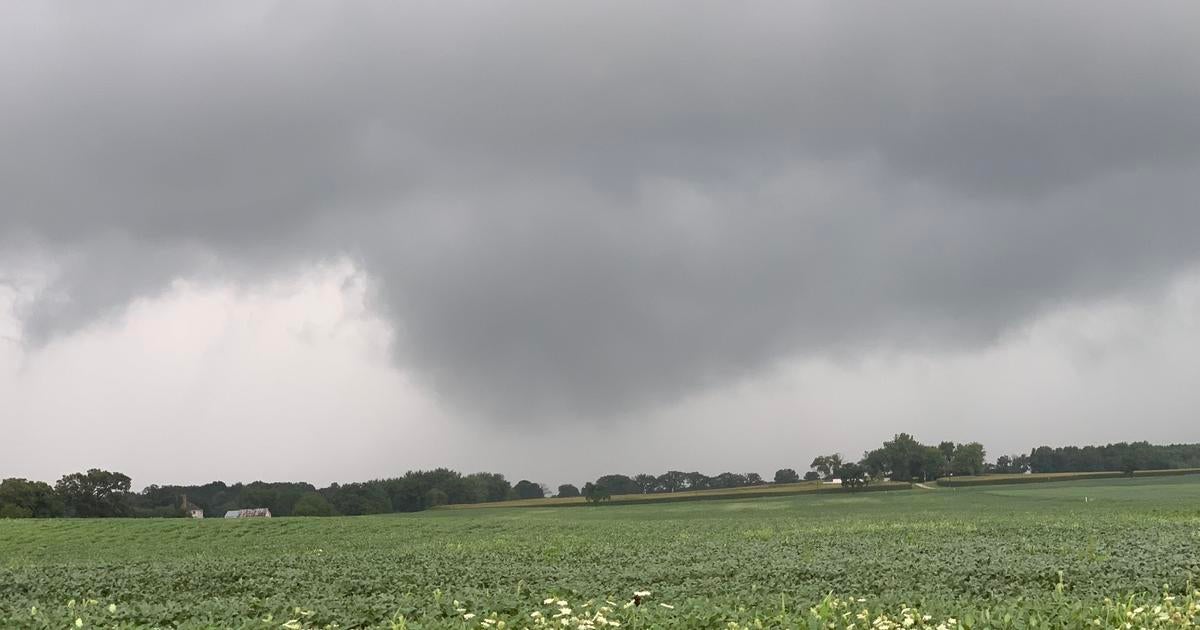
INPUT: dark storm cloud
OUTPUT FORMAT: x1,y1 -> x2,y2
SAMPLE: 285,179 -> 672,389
4,1 -> 1200,416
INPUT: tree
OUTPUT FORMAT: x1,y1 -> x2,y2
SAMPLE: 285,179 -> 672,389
464,472 -> 512,503
55,469 -> 132,517
745,472 -> 764,486
881,433 -> 926,481
836,462 -> 869,490
425,488 -> 449,508
861,448 -> 888,479
595,474 -> 641,495
950,442 -> 986,476
235,481 -> 317,516
0,504 -> 33,518
921,446 -> 947,481
633,474 -> 659,494
292,492 -> 335,516
683,472 -> 711,491
582,482 -> 611,504
556,484 -> 580,498
1121,452 -> 1138,477
774,469 -> 800,484
712,472 -> 748,489
810,454 -> 844,481
657,471 -> 686,493
0,478 -> 64,518
513,480 -> 545,500
1029,446 -> 1057,473
323,482 -> 391,515
803,471 -> 821,481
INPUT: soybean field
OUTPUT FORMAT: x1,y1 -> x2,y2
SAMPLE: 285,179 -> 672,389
3,476 -> 1200,629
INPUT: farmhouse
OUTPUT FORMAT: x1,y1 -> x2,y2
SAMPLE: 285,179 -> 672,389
224,508 -> 272,518
180,494 -> 204,519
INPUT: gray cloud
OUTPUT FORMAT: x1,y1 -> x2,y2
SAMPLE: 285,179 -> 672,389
4,1 -> 1200,418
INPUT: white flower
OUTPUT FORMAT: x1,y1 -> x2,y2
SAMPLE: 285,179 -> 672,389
464,613 -> 476,620
75,619 -> 83,628
545,598 -> 556,605
108,603 -> 117,614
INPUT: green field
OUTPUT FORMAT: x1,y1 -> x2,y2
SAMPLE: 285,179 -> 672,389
935,468 -> 1200,487
3,476 -> 1200,629
443,480 -> 911,508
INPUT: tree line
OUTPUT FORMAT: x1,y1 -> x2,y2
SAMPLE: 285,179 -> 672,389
562,437 -> 1200,500
554,434 -> 985,500
4,439 -> 1200,517
0,468 -> 547,518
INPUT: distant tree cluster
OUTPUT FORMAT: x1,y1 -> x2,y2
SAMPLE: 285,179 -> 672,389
859,435 -> 988,482
557,435 -> 1200,501
0,478 -> 64,518
799,437 -> 1200,486
804,434 -> 989,487
1,468 -> 539,519
1025,442 -> 1200,475
320,470 -> 519,515
567,470 -> 769,500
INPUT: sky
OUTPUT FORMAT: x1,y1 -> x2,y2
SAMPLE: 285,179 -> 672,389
3,1 -> 1200,490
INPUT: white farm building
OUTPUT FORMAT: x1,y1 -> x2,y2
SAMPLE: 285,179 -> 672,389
224,508 -> 272,518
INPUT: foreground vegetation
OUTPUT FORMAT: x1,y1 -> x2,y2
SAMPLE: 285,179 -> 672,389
3,475 -> 1200,628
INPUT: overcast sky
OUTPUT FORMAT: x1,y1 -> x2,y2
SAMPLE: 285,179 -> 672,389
4,2 -> 1200,490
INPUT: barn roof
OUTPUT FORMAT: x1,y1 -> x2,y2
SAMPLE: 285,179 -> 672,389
224,508 -> 272,518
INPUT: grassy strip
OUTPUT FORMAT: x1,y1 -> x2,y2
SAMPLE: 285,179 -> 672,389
937,467 -> 1200,487
439,481 -> 913,509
